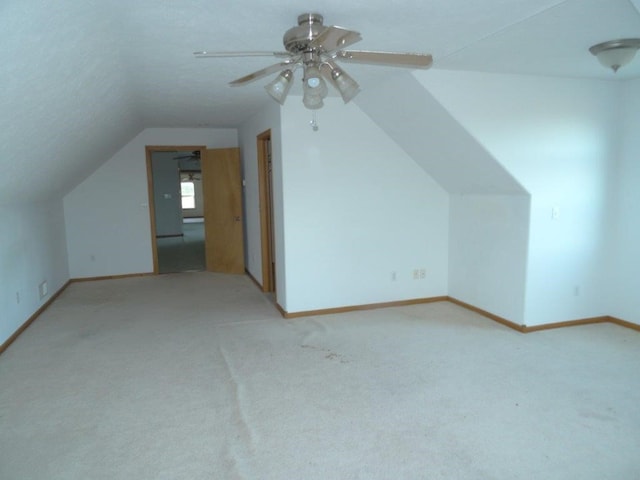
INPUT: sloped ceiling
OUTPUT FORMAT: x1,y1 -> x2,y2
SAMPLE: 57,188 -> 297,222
1,0 -> 639,205
354,72 -> 527,195
1,1 -> 143,205
438,0 -> 640,77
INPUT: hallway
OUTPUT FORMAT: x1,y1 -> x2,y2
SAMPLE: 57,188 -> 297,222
156,219 -> 205,273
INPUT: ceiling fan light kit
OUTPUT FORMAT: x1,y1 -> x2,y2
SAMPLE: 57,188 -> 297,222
589,38 -> 640,73
301,63 -> 328,109
265,69 -> 294,105
195,13 -> 432,110
322,60 -> 361,103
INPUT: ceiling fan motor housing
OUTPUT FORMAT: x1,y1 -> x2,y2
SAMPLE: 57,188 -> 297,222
283,13 -> 325,54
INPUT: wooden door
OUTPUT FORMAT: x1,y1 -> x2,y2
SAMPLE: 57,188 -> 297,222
202,148 -> 245,273
257,131 -> 276,292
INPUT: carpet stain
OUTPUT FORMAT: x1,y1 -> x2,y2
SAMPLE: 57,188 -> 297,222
301,344 -> 349,363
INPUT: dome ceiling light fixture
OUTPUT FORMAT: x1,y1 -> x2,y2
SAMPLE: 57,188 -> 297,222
194,13 -> 433,110
589,38 -> 640,73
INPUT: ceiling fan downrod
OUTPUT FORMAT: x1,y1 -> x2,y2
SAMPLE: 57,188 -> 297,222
283,13 -> 325,54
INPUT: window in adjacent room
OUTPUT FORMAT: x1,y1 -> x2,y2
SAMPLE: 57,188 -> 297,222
181,181 -> 195,209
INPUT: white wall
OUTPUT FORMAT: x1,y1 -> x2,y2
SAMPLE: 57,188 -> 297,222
418,70 -> 619,325
608,79 -> 640,325
449,194 -> 530,323
1,200 -> 69,346
279,97 -> 449,313
354,71 -> 530,324
237,102 -> 283,301
64,128 -> 238,279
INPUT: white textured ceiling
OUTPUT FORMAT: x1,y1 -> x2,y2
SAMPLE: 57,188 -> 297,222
1,0 -> 639,204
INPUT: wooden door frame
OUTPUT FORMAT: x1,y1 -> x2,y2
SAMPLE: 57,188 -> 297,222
257,130 -> 275,292
145,145 -> 206,274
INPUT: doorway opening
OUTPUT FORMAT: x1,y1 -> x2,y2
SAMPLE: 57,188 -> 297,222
145,146 -> 206,273
257,130 -> 276,292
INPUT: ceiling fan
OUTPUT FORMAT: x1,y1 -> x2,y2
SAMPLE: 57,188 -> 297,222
182,172 -> 201,181
173,150 -> 201,160
194,13 -> 433,109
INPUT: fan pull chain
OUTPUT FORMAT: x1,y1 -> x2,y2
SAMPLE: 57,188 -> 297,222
310,111 -> 319,131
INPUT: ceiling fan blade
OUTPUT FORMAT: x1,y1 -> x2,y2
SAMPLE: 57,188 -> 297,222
229,60 -> 299,86
174,150 -> 200,160
194,51 -> 291,58
335,50 -> 433,69
310,26 -> 362,52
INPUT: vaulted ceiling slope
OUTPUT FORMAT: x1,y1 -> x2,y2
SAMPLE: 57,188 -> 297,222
354,72 -> 527,195
1,1 -> 142,205
1,0 -> 638,205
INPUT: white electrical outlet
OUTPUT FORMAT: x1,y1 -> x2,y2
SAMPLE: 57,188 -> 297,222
413,269 -> 420,280
391,271 -> 397,281
420,268 -> 426,279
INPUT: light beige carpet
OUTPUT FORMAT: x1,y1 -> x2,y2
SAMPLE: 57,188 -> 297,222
0,272 -> 639,479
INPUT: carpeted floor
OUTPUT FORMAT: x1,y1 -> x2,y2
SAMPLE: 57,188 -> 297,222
0,272 -> 639,479
156,222 -> 205,273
